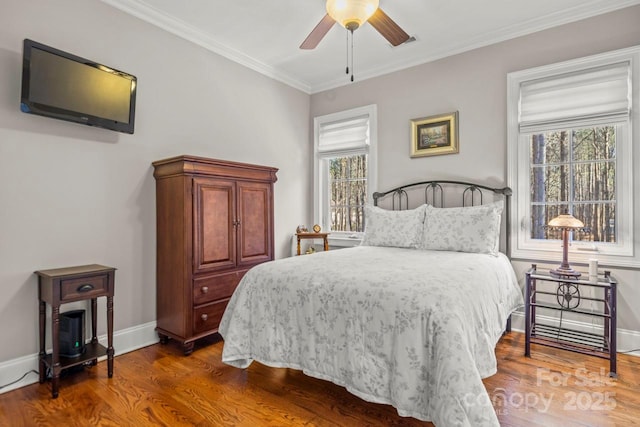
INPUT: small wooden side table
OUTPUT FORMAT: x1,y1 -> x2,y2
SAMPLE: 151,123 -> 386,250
296,232 -> 329,255
34,264 -> 116,398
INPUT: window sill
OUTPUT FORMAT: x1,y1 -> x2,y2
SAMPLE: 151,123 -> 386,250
510,247 -> 640,269
328,234 -> 362,248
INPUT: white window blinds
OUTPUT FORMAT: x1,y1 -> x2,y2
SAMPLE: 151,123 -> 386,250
519,61 -> 631,133
318,114 -> 370,153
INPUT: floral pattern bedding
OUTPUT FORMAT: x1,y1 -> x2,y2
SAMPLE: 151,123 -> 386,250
219,246 -> 523,426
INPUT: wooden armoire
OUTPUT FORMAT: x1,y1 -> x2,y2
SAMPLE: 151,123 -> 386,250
152,155 -> 278,355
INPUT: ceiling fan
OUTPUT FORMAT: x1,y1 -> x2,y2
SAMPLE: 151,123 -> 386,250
300,0 -> 410,49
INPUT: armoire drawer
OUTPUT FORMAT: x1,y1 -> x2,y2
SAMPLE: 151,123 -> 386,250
193,270 -> 247,305
193,299 -> 229,334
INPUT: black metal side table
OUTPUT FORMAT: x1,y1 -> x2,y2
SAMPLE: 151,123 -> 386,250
525,264 -> 617,377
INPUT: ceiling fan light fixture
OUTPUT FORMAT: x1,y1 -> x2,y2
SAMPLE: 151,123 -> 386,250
326,0 -> 379,31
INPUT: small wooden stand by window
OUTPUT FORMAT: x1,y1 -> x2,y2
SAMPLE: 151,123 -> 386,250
296,233 -> 329,255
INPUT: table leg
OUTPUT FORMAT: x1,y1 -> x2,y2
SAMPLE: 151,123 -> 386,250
51,305 -> 60,398
107,295 -> 114,378
91,298 -> 98,344
323,236 -> 329,252
38,299 -> 46,384
524,274 -> 531,357
87,298 -> 98,366
296,236 -> 301,256
609,283 -> 617,376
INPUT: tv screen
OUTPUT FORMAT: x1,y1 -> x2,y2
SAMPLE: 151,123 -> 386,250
20,39 -> 137,134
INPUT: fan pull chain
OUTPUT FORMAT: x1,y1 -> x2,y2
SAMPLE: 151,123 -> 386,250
345,30 -> 349,75
350,29 -> 354,82
344,29 -> 355,82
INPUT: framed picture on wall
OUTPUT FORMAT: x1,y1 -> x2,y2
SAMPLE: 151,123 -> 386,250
410,111 -> 459,158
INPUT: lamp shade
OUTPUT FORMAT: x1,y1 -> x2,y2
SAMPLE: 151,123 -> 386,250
548,213 -> 584,229
326,0 -> 379,30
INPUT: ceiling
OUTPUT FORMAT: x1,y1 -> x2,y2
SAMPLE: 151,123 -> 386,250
101,0 -> 640,94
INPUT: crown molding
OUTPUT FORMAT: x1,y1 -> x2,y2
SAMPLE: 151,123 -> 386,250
100,0 -> 640,95
100,0 -> 312,93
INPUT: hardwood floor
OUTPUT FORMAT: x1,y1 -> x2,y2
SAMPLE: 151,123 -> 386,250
1,332 -> 638,426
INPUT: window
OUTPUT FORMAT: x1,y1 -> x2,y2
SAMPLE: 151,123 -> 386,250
328,154 -> 367,232
507,46 -> 640,267
314,105 -> 377,243
529,126 -> 617,244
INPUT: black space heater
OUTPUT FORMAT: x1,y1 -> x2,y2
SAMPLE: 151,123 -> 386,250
59,309 -> 86,358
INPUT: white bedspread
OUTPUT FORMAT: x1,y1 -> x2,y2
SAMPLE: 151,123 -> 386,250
219,246 -> 523,426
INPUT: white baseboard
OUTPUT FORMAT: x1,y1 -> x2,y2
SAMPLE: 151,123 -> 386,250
510,310 -> 640,357
0,321 -> 158,395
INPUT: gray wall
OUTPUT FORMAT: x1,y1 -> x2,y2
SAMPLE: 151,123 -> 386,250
0,0 -> 310,362
1,0 -> 639,373
311,6 -> 640,336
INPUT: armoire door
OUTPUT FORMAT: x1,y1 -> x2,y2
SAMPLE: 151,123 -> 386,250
237,181 -> 272,266
193,178 -> 236,272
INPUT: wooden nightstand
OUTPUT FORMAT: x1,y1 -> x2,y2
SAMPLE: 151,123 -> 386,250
296,232 -> 329,255
35,264 -> 116,398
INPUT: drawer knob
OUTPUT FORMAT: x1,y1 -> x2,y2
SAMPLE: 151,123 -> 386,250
201,314 -> 208,321
201,286 -> 209,294
77,284 -> 94,292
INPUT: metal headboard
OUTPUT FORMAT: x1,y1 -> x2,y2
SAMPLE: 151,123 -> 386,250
372,180 -> 513,257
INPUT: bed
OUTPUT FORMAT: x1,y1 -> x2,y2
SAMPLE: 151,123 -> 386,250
219,180 -> 524,426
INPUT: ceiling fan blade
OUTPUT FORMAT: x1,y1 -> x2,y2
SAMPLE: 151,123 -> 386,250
300,14 -> 336,49
368,8 -> 410,46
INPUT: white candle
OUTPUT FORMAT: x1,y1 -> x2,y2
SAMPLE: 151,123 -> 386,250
589,259 -> 598,277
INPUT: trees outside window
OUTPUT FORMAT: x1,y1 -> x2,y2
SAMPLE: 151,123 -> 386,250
329,154 -> 367,232
529,126 -> 616,243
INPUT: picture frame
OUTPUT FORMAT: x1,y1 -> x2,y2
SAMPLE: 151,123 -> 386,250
410,111 -> 459,158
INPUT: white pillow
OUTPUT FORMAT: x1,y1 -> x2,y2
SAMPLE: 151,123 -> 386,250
361,204 -> 427,248
419,200 -> 503,255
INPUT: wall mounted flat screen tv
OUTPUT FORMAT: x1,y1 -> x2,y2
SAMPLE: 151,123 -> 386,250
21,39 -> 137,134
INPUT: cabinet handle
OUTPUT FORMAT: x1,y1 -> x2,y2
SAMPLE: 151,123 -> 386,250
201,314 -> 208,321
77,284 -> 94,292
201,286 -> 209,294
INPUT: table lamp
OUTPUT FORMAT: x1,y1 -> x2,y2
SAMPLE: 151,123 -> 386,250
548,212 -> 584,278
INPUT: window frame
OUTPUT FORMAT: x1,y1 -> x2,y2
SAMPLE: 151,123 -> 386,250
313,104 -> 378,246
507,46 -> 640,267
